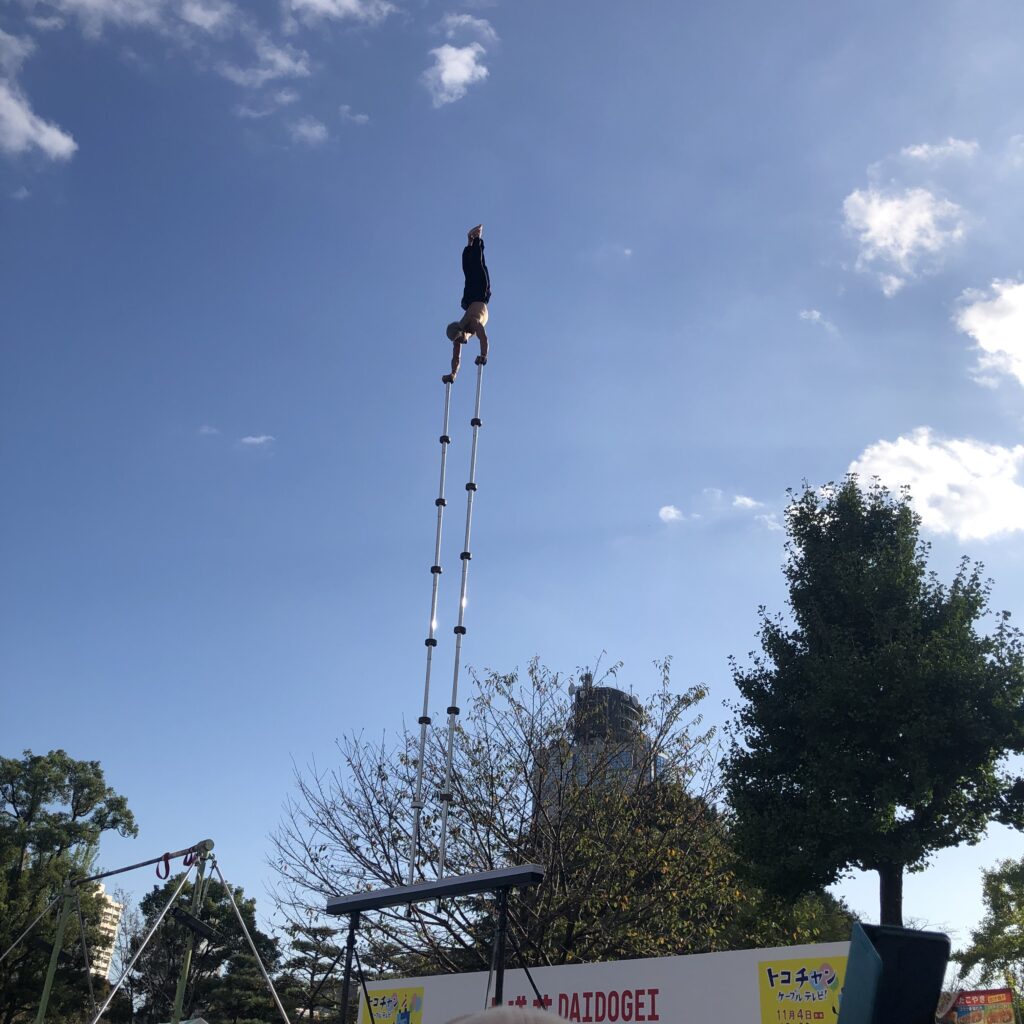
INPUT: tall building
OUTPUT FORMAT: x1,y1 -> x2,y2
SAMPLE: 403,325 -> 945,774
534,674 -> 664,811
91,883 -> 124,981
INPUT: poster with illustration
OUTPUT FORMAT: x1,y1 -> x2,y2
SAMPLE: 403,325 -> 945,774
362,986 -> 425,1024
758,955 -> 847,1023
939,988 -> 1015,1023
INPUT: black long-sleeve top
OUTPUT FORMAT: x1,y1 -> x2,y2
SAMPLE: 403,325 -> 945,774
461,237 -> 491,310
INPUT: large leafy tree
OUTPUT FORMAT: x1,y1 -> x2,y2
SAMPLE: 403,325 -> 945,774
955,857 -> 1024,993
724,477 -> 1024,926
0,750 -> 137,1024
273,660 -> 851,974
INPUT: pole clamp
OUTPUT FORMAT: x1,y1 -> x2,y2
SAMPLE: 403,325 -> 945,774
454,625 -> 467,635
431,564 -> 442,574
471,417 -> 482,427
425,638 -> 438,647
465,482 -> 477,492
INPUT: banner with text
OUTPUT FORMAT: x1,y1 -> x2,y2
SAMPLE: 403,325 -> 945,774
360,942 -> 850,1024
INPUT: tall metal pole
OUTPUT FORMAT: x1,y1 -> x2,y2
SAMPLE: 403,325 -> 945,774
492,888 -> 510,1006
438,360 -> 485,876
408,380 -> 453,885
339,913 -> 360,1024
170,849 -> 211,1024
34,890 -> 73,1024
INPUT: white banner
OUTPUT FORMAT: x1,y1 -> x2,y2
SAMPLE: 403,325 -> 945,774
360,941 -> 850,1024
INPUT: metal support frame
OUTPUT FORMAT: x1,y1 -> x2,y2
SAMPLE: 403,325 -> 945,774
326,864 -> 543,1022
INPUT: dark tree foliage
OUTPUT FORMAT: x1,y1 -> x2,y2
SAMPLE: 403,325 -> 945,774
126,874 -> 279,1024
275,920 -> 344,1020
273,660 -> 852,974
0,750 -> 137,1024
724,477 -> 1024,926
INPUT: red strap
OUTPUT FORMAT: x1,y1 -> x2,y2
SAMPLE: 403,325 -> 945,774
183,847 -> 198,867
156,853 -> 170,879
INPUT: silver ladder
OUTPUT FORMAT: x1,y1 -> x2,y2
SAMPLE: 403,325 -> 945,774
408,360 -> 486,883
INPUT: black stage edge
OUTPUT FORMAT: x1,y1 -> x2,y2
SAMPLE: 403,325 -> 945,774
326,864 -> 545,1020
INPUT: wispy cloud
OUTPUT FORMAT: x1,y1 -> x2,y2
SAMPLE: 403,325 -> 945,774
10,185 -> 30,200
339,103 -> 369,125
286,0 -> 394,25
658,505 -> 684,523
179,0 -> 237,33
198,424 -> 220,435
27,15 -> 66,31
240,434 -> 275,446
732,495 -> 763,510
755,513 -> 783,532
422,43 -> 488,107
0,31 -> 77,161
798,308 -> 839,336
289,115 -> 327,144
900,137 -> 979,163
39,0 -> 164,37
440,13 -> 498,44
842,186 -> 965,296
234,88 -> 299,119
219,33 -> 311,88
851,427 -> 1024,541
955,279 -> 1024,389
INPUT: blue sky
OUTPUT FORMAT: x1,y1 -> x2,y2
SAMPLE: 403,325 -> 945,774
4,0 -> 1024,956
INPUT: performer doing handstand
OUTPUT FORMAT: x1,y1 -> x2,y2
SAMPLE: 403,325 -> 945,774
442,224 -> 490,384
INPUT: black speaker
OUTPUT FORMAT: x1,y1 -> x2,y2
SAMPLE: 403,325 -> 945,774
837,922 -> 950,1024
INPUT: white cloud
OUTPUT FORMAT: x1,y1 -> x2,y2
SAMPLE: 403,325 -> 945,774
850,427 -> 1024,541
219,34 -> 310,88
42,0 -> 166,36
240,434 -> 275,446
658,505 -> 684,523
955,279 -> 1024,389
339,103 -> 368,125
234,88 -> 299,119
900,137 -> 979,162
198,424 -> 220,435
755,513 -> 783,532
422,43 -> 488,107
11,185 -> 30,199
798,308 -> 839,336
441,13 -> 498,44
0,28 -> 35,73
732,495 -> 763,510
27,14 -> 67,30
289,115 -> 326,144
178,0 -> 236,32
0,78 -> 77,161
842,187 -> 965,295
287,0 -> 393,24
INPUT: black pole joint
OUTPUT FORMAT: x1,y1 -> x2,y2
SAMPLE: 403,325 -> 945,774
431,564 -> 442,574
471,417 -> 482,427
465,482 -> 477,491
425,638 -> 437,647
435,498 -> 447,507
454,625 -> 467,635
460,551 -> 472,560
447,705 -> 460,715
418,716 -> 431,725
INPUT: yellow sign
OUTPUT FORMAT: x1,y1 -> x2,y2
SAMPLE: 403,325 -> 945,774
758,955 -> 847,1023
361,986 -> 425,1024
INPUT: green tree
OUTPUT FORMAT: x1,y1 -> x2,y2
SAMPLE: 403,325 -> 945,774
126,874 -> 279,1024
273,660 -> 851,974
724,477 -> 1024,926
0,750 -> 137,1024
275,920 -> 344,1020
955,857 -> 1024,997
